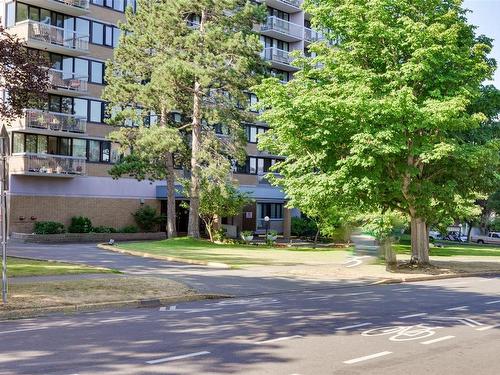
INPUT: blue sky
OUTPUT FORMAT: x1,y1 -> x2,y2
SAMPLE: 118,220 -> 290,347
463,0 -> 500,87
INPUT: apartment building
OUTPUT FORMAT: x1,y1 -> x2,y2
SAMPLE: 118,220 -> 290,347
0,0 -> 320,237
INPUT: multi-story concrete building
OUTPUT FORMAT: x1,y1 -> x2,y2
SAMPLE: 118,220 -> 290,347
0,0 -> 320,237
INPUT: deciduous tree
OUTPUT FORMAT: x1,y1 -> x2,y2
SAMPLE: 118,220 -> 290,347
255,0 -> 500,265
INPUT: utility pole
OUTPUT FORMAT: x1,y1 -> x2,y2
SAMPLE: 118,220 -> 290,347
1,125 -> 9,304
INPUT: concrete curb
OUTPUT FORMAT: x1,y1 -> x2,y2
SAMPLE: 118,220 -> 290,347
97,243 -> 232,269
0,293 -> 232,320
371,270 -> 500,285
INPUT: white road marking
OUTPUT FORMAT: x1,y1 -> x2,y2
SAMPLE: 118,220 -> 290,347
421,335 -> 455,345
424,315 -> 482,327
98,316 -> 145,323
445,305 -> 469,311
0,327 -> 48,335
159,305 -> 221,313
256,335 -> 302,344
394,288 -> 411,291
337,322 -> 372,330
399,313 -> 428,319
146,351 -> 210,365
485,300 -> 500,305
340,292 -> 374,297
476,324 -> 500,331
343,351 -> 392,364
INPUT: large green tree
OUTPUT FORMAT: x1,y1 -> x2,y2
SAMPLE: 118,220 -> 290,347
255,0 -> 500,265
106,0 -> 266,238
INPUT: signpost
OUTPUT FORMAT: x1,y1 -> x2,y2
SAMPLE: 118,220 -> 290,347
1,125 -> 9,304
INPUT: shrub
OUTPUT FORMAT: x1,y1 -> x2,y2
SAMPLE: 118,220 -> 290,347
68,216 -> 93,233
212,228 -> 225,242
132,205 -> 163,232
33,221 -> 65,235
120,225 -> 139,233
291,217 -> 318,238
91,226 -> 116,233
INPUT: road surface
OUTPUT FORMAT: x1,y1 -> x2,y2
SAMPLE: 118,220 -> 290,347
1,275 -> 499,374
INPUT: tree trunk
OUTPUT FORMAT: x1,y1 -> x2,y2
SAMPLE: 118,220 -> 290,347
165,152 -> 177,238
159,106 -> 177,238
187,81 -> 202,238
410,216 -> 430,265
381,237 -> 397,270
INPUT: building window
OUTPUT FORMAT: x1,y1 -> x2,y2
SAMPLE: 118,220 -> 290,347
101,141 -> 111,162
12,133 -> 24,153
89,100 -> 103,123
5,2 -> 15,27
88,140 -> 100,162
91,22 -> 104,44
72,138 -> 87,158
15,3 -> 28,23
90,61 -> 104,84
257,203 -> 283,220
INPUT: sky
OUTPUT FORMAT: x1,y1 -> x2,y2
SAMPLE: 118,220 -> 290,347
463,0 -> 500,87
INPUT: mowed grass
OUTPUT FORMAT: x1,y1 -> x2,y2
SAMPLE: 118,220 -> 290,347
7,257 -> 118,277
394,243 -> 500,257
117,237 -> 349,267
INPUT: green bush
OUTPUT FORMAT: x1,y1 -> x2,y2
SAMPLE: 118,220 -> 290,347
91,226 -> 116,233
291,217 -> 318,237
120,225 -> 139,233
68,216 -> 92,233
33,221 -> 65,235
132,205 -> 164,232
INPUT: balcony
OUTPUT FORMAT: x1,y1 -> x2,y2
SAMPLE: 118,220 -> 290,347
262,47 -> 298,71
22,0 -> 90,16
10,153 -> 86,177
258,0 -> 301,13
11,109 -> 86,134
48,69 -> 88,95
304,27 -> 325,43
260,16 -> 303,42
9,20 -> 89,56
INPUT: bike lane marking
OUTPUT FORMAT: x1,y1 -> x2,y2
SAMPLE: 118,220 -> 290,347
445,305 -> 469,311
255,335 -> 303,345
343,351 -> 392,364
476,324 -> 500,331
420,335 -> 455,345
337,322 -> 372,330
146,351 -> 210,365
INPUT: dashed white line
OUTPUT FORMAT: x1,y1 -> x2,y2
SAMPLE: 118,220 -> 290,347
446,305 -> 469,311
340,292 -> 374,297
421,335 -> 455,345
256,335 -> 302,344
0,327 -> 48,335
343,351 -> 392,364
485,300 -> 500,305
476,324 -> 500,331
337,322 -> 372,330
146,351 -> 210,365
399,313 -> 428,319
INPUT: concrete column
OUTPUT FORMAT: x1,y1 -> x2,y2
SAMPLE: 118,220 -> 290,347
283,206 -> 291,240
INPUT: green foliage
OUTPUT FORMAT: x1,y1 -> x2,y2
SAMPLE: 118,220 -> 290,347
241,230 -> 253,237
33,221 -> 65,235
132,205 -> 164,232
255,0 -> 500,261
490,218 -> 500,232
291,217 -> 318,238
359,212 -> 407,241
212,228 -> 226,242
120,225 -> 139,233
68,216 -> 93,233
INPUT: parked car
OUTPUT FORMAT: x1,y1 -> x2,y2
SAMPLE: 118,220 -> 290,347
470,232 -> 500,245
429,230 -> 442,241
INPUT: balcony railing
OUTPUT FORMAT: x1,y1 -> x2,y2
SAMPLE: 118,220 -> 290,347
55,0 -> 90,9
304,27 -> 325,43
261,16 -> 303,40
10,153 -> 86,177
23,20 -> 89,52
262,47 -> 294,66
23,109 -> 86,133
48,69 -> 88,93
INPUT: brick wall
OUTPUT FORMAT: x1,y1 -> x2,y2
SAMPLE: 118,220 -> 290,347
8,195 -> 161,233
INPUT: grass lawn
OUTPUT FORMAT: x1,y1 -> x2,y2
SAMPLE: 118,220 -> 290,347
394,243 -> 500,257
117,237 -> 350,267
7,257 -> 118,277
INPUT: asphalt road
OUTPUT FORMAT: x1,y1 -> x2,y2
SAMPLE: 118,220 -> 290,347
1,276 -> 499,374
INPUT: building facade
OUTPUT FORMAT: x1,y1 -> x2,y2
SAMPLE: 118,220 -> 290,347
0,0 -> 319,236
